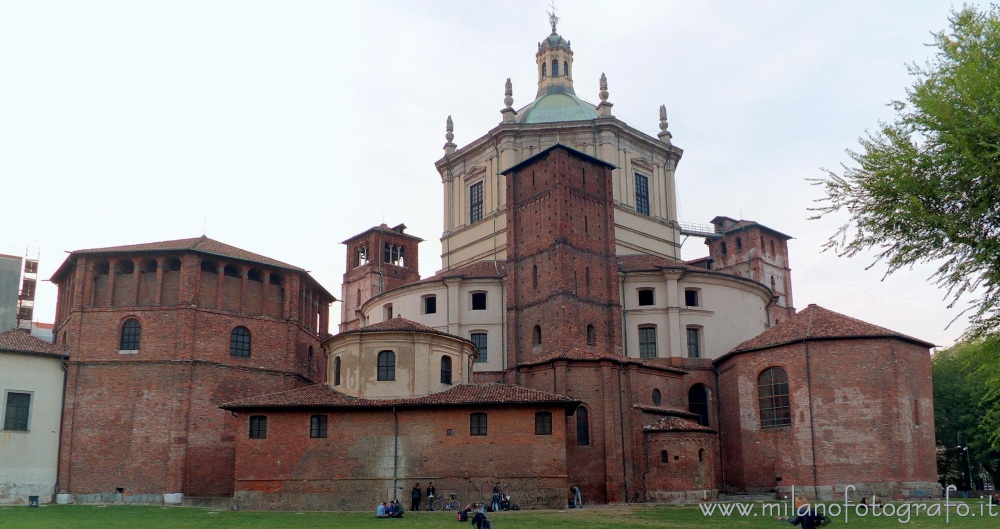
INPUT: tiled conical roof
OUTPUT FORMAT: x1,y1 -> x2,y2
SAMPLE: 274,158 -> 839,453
726,304 -> 934,357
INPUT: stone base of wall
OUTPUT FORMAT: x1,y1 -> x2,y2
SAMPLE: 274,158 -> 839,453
0,483 -> 56,505
54,492 -> 190,506
645,489 -> 718,504
775,482 -> 941,501
234,476 -> 568,512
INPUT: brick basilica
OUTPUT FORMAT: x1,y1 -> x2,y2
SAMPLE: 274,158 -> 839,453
42,16 -> 939,510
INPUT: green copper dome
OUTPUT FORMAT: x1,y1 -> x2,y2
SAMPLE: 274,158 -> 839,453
517,90 -> 598,124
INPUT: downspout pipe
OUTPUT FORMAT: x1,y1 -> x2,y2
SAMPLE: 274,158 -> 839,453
803,313 -> 820,497
53,354 -> 69,503
713,366 -> 726,495
393,406 -> 399,501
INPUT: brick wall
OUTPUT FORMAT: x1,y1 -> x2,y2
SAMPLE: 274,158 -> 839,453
231,405 -> 569,511
716,337 -> 938,498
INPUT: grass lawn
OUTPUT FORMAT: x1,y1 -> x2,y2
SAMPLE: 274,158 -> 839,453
0,501 -> 995,529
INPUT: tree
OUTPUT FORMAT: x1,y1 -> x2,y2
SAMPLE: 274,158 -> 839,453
811,6 -> 1000,340
932,338 -> 1000,489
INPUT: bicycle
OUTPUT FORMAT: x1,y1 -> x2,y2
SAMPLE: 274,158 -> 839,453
430,492 -> 461,511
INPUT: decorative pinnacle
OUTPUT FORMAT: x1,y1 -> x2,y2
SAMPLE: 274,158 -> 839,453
504,78 -> 513,109
599,73 -> 609,103
658,105 -> 672,144
444,115 -> 456,153
547,1 -> 559,33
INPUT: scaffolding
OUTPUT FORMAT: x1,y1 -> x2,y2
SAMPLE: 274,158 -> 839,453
16,246 -> 39,332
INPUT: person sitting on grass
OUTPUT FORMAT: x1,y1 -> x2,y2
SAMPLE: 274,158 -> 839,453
777,496 -> 830,529
390,499 -> 404,518
376,502 -> 387,518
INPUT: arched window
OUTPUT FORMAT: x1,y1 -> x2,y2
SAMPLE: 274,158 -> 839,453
115,259 -> 134,275
689,384 -> 710,426
661,450 -> 669,463
586,324 -> 596,345
440,356 -> 453,385
758,367 -> 791,427
576,406 -> 590,445
721,241 -> 727,255
563,60 -> 568,77
333,357 -> 341,386
377,350 -> 396,381
120,318 -> 141,350
533,325 -> 542,346
140,258 -> 157,274
652,389 -> 662,406
736,237 -> 743,251
542,62 -> 547,78
699,448 -> 705,462
307,346 -> 314,375
532,265 -> 538,289
552,59 -> 559,77
230,327 -> 251,357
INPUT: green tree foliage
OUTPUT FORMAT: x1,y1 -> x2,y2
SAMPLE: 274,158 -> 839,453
932,338 -> 1000,489
811,6 -> 1000,339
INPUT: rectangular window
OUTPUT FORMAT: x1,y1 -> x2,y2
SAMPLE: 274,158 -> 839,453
310,415 -> 328,438
471,292 -> 487,310
638,288 -> 654,306
469,181 -> 484,224
638,327 -> 657,358
249,415 -> 267,439
687,328 -> 701,358
471,332 -> 488,363
470,412 -> 487,436
3,392 -> 31,431
685,289 -> 699,307
423,295 -> 437,315
535,411 -> 553,435
635,173 -> 649,216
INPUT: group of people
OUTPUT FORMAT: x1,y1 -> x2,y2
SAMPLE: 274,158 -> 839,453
458,502 -> 490,529
407,481 -> 440,511
490,481 -> 514,512
375,499 -> 404,518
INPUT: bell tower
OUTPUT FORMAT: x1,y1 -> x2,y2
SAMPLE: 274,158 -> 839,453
340,224 -> 422,331
503,144 -> 622,370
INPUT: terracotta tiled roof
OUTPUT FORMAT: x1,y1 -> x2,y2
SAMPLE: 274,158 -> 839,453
69,236 -> 304,271
724,304 -> 935,358
710,217 -> 792,240
219,383 -> 580,411
644,416 -> 716,433
430,261 -> 507,280
334,317 -> 472,344
0,329 -> 68,358
634,405 -> 701,419
51,236 -> 334,298
617,254 -> 703,273
518,347 -> 687,374
340,223 -> 424,244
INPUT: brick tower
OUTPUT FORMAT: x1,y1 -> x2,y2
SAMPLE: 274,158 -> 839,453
339,224 -> 422,331
503,144 -> 622,366
50,236 -> 334,500
706,216 -> 795,324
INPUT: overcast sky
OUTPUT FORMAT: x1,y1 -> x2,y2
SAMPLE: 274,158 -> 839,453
0,1 -> 979,348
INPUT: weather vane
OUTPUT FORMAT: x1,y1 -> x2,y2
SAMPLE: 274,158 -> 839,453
547,1 -> 559,33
